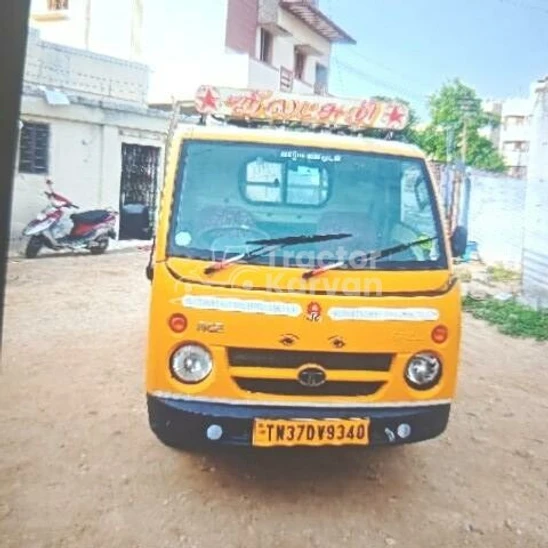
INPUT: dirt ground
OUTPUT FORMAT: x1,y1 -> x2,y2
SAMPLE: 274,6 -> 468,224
1,251 -> 547,548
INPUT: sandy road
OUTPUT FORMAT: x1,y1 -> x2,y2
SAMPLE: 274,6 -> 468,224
1,251 -> 547,548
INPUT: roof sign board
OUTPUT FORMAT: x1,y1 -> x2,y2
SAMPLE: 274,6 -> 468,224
194,85 -> 410,131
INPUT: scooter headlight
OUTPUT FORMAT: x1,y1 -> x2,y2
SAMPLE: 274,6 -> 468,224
170,344 -> 213,384
404,352 -> 442,390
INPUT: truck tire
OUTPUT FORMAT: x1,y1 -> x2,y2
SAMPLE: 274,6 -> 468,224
151,429 -> 204,453
90,237 -> 109,255
25,236 -> 43,259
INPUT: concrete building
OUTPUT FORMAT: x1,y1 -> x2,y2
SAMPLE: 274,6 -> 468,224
522,77 -> 548,309
29,0 -> 355,103
10,27 -> 171,252
480,100 -> 502,148
482,97 -> 533,180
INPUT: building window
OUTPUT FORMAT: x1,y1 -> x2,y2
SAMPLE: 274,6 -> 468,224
508,166 -> 527,179
48,0 -> 69,10
314,63 -> 328,94
259,28 -> 273,63
503,141 -> 529,153
504,115 -> 527,128
294,49 -> 306,80
18,122 -> 50,174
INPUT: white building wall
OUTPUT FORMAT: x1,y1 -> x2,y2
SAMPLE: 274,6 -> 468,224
24,27 -> 149,105
246,56 -> 314,94
465,171 -> 526,269
522,80 -> 548,309
248,57 -> 280,90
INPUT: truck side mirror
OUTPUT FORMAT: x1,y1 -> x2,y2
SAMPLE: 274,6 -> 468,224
450,225 -> 468,258
145,240 -> 155,281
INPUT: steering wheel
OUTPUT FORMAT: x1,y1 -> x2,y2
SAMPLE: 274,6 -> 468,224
194,225 -> 271,254
388,222 -> 428,262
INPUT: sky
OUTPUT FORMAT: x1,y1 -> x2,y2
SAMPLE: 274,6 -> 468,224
321,0 -> 548,121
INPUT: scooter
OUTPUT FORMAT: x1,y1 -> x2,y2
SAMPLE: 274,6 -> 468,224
22,179 -> 118,259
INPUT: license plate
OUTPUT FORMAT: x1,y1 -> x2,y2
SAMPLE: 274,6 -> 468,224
252,418 -> 370,447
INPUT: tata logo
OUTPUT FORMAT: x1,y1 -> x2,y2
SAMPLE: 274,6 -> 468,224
298,365 -> 327,388
197,321 -> 224,333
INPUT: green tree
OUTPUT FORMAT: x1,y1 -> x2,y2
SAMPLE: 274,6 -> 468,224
418,79 -> 505,172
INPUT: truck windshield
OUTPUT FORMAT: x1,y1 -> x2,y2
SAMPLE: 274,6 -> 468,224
167,140 -> 447,271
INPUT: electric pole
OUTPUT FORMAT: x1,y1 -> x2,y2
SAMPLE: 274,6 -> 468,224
131,0 -> 144,61
444,123 -> 455,165
458,97 -> 475,168
84,0 -> 91,50
462,116 -> 468,165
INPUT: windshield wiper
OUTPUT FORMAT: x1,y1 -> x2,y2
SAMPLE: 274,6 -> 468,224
302,235 -> 438,279
203,233 -> 351,275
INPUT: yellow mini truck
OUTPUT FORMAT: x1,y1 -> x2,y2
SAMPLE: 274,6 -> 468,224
145,86 -> 467,450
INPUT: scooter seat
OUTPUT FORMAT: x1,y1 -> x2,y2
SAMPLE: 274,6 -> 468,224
71,210 -> 111,225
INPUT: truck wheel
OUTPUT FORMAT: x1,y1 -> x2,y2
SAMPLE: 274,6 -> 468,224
90,237 -> 109,255
25,236 -> 43,259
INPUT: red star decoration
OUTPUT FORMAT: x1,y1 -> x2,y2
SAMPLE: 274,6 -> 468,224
388,106 -> 405,126
196,87 -> 218,112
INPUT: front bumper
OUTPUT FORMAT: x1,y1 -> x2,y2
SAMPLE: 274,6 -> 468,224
147,394 -> 451,448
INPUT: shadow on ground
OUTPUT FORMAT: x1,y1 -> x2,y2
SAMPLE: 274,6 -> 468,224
164,443 -> 415,502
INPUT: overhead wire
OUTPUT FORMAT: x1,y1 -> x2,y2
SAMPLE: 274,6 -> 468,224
495,0 -> 548,15
343,48 -> 428,87
334,59 -> 428,102
322,0 -> 429,105
324,0 -> 345,93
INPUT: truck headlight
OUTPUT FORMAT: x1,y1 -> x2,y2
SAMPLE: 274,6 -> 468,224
170,344 -> 213,384
404,352 -> 442,390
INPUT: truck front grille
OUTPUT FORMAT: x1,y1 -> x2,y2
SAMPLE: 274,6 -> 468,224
227,347 -> 391,398
234,379 -> 385,397
227,348 -> 392,371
